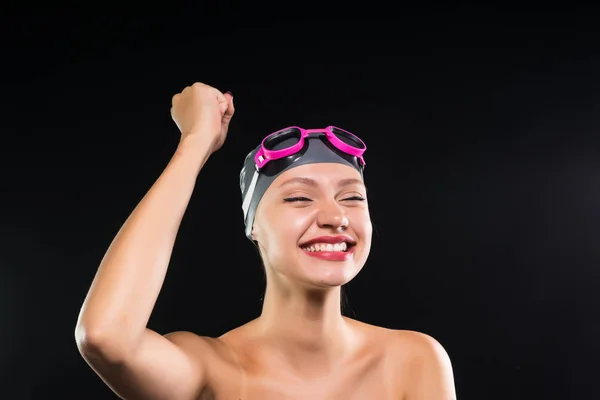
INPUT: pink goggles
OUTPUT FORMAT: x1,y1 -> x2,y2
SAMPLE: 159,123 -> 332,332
254,126 -> 367,169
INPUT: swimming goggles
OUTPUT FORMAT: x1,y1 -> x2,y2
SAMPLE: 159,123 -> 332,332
254,126 -> 367,170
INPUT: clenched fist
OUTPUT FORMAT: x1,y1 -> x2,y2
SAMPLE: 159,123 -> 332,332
171,82 -> 235,155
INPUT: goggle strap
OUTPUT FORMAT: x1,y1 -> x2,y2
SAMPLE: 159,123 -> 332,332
241,169 -> 259,219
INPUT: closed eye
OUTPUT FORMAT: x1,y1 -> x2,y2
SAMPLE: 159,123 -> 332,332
283,197 -> 312,203
343,196 -> 365,201
283,196 -> 365,203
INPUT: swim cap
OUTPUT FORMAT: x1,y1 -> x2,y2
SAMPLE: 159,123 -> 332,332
239,134 -> 365,241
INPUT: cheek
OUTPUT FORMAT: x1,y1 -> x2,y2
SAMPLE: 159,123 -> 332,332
354,209 -> 372,237
354,210 -> 373,256
275,210 -> 312,238
264,211 -> 311,258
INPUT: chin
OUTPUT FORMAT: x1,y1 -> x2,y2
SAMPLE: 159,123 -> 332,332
299,260 -> 361,288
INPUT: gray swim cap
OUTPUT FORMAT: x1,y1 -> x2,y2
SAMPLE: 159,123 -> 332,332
239,132 -> 365,241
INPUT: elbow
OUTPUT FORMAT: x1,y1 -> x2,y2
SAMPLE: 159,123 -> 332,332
74,323 -> 131,363
74,323 -> 104,353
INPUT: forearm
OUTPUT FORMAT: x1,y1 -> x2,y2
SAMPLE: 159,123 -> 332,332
75,137 -> 211,353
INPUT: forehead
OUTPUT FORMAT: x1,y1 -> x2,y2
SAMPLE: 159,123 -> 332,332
270,163 -> 364,189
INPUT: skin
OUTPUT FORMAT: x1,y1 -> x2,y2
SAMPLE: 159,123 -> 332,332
254,162 -> 371,334
246,162 -> 373,380
211,162 -> 456,399
74,82 -> 456,400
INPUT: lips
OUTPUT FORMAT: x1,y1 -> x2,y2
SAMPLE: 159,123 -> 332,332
298,235 -> 357,261
299,235 -> 357,248
301,245 -> 356,261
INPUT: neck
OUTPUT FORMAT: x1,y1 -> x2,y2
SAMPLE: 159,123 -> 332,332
256,279 -> 354,366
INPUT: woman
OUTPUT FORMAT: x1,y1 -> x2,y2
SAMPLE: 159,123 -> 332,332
75,82 -> 457,399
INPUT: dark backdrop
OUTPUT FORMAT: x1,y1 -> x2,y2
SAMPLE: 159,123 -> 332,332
2,8 -> 599,399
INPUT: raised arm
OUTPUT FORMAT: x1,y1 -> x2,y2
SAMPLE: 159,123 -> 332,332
74,83 -> 235,400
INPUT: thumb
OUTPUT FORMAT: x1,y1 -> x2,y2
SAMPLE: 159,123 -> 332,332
223,92 -> 234,115
216,90 -> 230,116
221,91 -> 235,126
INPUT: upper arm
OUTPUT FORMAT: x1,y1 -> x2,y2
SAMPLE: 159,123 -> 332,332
405,332 -> 457,400
79,329 -> 212,400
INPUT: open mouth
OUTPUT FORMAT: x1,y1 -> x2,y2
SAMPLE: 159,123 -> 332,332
299,241 -> 356,253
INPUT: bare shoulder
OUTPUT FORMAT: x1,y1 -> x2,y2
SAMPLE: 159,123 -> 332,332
335,318 -> 452,363
218,318 -> 259,345
165,330 -> 240,363
348,320 -> 456,398
165,330 -> 246,398
391,329 -> 451,358
388,329 -> 457,399
375,328 -> 454,372
346,318 -> 443,351
164,331 -> 218,354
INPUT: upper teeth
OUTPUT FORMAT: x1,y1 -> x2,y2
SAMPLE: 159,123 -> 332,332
301,242 -> 348,252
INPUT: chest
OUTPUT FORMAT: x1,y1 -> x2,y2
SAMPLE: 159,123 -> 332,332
210,351 -> 402,400
239,371 -> 396,400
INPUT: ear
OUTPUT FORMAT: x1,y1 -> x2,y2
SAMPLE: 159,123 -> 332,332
251,227 -> 261,251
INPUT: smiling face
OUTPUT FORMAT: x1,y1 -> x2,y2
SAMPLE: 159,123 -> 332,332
252,163 -> 372,289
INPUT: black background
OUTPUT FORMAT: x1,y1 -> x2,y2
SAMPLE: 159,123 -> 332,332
2,8 -> 599,399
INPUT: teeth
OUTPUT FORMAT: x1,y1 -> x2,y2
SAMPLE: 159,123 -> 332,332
301,242 -> 349,252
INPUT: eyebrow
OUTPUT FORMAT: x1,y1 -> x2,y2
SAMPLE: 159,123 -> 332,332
278,177 -> 366,189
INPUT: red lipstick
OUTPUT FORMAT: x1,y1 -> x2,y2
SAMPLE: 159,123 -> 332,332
299,235 -> 356,247
301,246 -> 356,261
299,235 -> 357,261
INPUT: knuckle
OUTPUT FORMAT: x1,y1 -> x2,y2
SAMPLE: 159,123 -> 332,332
192,82 -> 208,91
192,82 -> 215,98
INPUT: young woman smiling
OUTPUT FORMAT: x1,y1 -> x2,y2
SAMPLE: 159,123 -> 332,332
75,82 -> 457,400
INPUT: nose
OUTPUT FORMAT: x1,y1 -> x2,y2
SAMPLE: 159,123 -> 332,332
316,201 -> 349,231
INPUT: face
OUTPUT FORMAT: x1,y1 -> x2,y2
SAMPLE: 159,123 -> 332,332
252,163 -> 372,289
